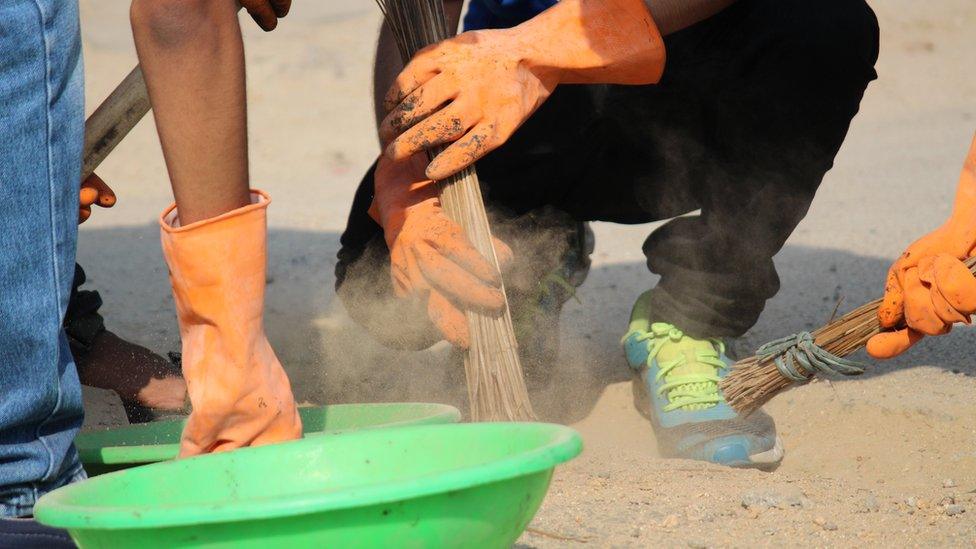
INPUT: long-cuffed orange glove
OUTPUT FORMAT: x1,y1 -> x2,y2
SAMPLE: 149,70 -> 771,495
160,190 -> 302,457
79,173 -> 116,224
380,0 -> 666,181
370,153 -> 513,348
868,134 -> 976,359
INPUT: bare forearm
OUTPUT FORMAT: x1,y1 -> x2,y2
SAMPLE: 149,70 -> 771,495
373,0 -> 732,124
373,0 -> 464,132
131,0 -> 251,224
645,0 -> 737,35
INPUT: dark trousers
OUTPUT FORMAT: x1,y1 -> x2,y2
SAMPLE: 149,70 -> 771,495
65,264 -> 105,355
336,0 -> 880,344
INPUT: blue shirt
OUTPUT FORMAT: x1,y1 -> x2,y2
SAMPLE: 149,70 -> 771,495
463,0 -> 558,31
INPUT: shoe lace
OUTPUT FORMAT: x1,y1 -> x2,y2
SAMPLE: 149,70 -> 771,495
632,323 -> 727,412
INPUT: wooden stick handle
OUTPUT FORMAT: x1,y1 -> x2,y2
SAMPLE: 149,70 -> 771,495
377,0 -> 535,420
81,65 -> 151,181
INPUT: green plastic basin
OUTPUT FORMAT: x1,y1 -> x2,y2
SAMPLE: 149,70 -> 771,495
37,423 -> 582,548
77,403 -> 461,476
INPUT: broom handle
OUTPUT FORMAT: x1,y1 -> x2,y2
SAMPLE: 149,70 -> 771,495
427,14 -> 532,421
381,0 -> 534,420
82,65 -> 151,181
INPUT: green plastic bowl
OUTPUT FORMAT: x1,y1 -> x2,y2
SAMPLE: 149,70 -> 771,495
77,403 -> 461,475
37,423 -> 581,548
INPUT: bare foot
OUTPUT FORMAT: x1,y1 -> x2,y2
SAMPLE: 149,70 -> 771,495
75,331 -> 187,411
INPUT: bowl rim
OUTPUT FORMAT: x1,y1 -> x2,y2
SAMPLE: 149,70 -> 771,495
37,422 -> 582,530
76,402 -> 462,466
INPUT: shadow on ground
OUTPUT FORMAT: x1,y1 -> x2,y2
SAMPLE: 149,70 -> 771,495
77,224 -> 976,426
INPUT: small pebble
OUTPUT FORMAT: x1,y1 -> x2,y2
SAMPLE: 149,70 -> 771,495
861,495 -> 880,513
945,504 -> 965,517
740,489 -> 811,510
661,514 -> 680,529
813,516 -> 837,531
943,478 -> 957,488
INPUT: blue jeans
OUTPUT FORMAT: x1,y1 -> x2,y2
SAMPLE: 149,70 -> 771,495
0,0 -> 86,517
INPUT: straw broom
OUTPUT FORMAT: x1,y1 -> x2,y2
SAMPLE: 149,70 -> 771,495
375,0 -> 536,421
721,257 -> 976,415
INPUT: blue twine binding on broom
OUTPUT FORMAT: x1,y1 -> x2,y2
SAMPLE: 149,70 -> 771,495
755,332 -> 865,382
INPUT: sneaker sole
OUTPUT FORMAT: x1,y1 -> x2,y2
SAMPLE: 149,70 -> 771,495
630,374 -> 785,469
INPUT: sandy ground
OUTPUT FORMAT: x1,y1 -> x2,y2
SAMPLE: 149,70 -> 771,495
76,0 -> 976,546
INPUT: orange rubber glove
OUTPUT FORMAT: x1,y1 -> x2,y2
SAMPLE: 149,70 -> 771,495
380,0 -> 666,181
369,153 -> 513,348
160,190 -> 302,457
868,134 -> 976,359
79,173 -> 116,224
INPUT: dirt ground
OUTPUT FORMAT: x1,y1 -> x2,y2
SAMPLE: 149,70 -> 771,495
77,0 -> 976,546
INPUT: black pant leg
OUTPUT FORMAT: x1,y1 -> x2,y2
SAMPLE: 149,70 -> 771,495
64,263 -> 106,355
635,0 -> 880,338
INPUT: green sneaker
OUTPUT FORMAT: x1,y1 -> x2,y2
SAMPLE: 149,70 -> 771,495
622,291 -> 784,468
509,221 -> 593,389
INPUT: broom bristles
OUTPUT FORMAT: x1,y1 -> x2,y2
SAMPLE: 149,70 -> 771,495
721,257 -> 976,415
376,0 -> 536,421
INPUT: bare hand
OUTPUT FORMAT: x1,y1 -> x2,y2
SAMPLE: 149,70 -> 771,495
240,0 -> 291,31
79,173 -> 116,224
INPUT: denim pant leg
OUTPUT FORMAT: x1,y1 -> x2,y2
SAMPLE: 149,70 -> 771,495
0,0 -> 86,517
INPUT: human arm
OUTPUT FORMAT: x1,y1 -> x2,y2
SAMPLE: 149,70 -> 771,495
867,133 -> 976,359
371,1 -> 515,348
78,173 -> 116,224
129,0 -> 301,456
130,0 -> 291,223
380,0 -> 736,180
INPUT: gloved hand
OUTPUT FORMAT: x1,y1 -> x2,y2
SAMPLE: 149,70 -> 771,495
160,190 -> 302,456
380,0 -> 666,181
868,134 -> 976,359
240,0 -> 291,31
79,173 -> 116,224
370,153 -> 513,348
